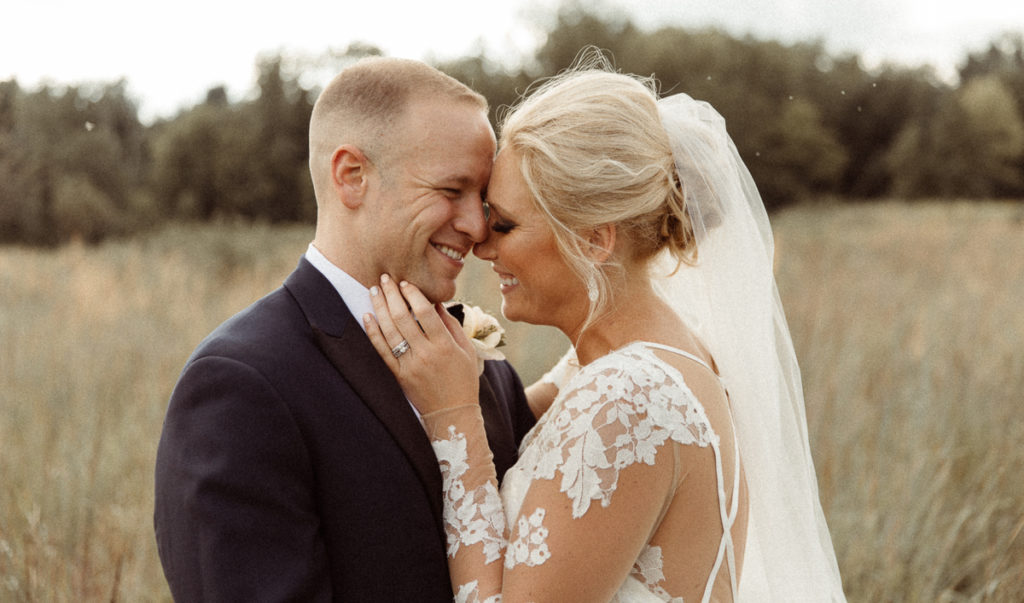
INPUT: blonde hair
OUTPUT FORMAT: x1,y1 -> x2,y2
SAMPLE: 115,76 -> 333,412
309,57 -> 487,203
499,53 -> 696,331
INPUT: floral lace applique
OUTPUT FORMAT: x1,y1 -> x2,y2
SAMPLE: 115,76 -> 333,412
454,580 -> 502,603
432,425 -> 505,563
524,347 -> 717,519
505,507 -> 551,569
632,545 -> 684,602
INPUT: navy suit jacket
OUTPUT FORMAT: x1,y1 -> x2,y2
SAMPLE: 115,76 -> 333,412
154,258 -> 535,601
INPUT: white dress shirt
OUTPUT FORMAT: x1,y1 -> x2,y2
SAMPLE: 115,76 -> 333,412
305,243 -> 375,333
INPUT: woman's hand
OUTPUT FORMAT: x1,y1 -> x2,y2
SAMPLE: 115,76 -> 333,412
364,274 -> 480,415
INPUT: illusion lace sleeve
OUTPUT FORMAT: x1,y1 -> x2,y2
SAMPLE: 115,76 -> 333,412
519,359 -> 716,519
501,354 -> 712,597
420,404 -> 506,602
428,349 -> 719,602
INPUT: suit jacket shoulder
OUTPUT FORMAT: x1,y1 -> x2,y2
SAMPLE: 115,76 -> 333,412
156,258 -> 454,601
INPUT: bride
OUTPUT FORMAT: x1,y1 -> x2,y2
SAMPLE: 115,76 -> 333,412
364,55 -> 845,602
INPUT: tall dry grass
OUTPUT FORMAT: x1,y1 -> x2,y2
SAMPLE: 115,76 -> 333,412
0,202 -> 1021,601
773,201 -> 1024,601
0,222 -> 312,601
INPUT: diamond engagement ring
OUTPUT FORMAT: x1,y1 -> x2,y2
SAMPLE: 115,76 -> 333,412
391,339 -> 411,359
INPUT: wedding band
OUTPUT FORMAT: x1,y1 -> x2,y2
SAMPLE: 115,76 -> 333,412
391,339 -> 411,359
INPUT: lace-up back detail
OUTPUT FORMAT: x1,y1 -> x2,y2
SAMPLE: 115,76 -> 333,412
502,342 -> 744,602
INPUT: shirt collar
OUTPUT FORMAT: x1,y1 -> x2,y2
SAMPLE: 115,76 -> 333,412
304,243 -> 374,333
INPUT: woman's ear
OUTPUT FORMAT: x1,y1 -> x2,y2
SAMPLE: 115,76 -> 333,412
586,224 -> 616,264
331,145 -> 372,209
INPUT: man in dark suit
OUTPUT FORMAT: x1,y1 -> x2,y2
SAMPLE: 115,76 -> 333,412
154,57 -> 535,601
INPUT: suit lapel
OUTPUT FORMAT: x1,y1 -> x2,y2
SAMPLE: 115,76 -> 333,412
315,325 -> 518,529
285,259 -> 522,540
285,260 -> 445,536
312,321 -> 445,525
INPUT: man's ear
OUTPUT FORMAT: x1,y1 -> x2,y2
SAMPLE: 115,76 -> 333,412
331,145 -> 372,209
586,224 -> 616,264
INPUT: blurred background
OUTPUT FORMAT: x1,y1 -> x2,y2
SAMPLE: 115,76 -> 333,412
4,0 -> 1024,243
1,0 -> 1022,600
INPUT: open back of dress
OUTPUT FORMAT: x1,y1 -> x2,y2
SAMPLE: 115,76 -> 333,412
501,341 -> 747,602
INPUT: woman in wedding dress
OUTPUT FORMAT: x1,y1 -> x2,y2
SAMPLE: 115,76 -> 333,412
365,56 -> 845,602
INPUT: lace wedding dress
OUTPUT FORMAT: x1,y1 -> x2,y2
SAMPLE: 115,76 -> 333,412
424,341 -> 742,602
413,91 -> 845,602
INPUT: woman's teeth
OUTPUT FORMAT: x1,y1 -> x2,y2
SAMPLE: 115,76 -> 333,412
500,276 -> 519,287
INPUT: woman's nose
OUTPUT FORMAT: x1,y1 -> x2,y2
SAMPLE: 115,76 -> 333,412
473,232 -> 496,261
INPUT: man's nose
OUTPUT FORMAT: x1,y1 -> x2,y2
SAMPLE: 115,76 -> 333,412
453,194 -> 488,243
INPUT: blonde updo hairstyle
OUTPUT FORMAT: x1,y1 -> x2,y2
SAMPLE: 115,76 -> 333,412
498,54 -> 697,332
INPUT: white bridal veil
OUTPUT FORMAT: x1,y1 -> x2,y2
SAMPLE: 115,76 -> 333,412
654,93 -> 846,601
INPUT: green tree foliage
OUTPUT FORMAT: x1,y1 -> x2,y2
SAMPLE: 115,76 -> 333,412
0,80 -> 147,244
961,32 -> 1024,107
446,6 -> 851,209
150,101 -> 246,220
958,76 -> 1024,195
753,98 -> 848,203
826,64 -> 940,196
887,76 -> 1024,198
3,7 -> 1024,247
51,172 -> 121,241
151,57 -> 315,223
958,33 -> 1024,196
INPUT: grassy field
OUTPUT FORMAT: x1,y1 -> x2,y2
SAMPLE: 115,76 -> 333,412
1,201 -> 1022,601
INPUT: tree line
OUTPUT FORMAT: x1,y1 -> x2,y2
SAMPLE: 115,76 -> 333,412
2,7 -> 1023,246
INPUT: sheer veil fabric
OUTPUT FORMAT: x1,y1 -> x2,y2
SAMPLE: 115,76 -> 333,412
653,94 -> 845,600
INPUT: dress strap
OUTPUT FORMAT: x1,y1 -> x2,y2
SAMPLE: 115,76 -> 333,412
641,340 -> 739,602
639,342 -> 714,373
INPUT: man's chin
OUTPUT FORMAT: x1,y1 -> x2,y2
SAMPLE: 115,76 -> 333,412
410,277 -> 458,305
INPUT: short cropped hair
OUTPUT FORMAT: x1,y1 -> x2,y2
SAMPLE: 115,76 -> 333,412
309,57 -> 488,202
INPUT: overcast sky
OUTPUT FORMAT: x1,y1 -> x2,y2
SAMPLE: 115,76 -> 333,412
5,0 -> 1023,121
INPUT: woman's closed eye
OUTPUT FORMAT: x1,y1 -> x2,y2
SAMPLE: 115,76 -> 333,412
490,218 -> 516,234
485,202 -> 517,233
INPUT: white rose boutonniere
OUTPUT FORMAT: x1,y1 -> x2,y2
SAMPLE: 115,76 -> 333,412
456,304 -> 507,375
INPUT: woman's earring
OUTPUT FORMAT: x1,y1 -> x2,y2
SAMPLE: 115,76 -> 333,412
586,274 -> 599,302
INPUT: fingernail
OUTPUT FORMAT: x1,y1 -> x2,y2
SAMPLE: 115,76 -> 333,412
370,286 -> 379,296
381,274 -> 390,284
400,280 -> 409,288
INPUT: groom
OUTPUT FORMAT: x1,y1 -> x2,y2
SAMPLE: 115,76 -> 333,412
154,57 -> 535,601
